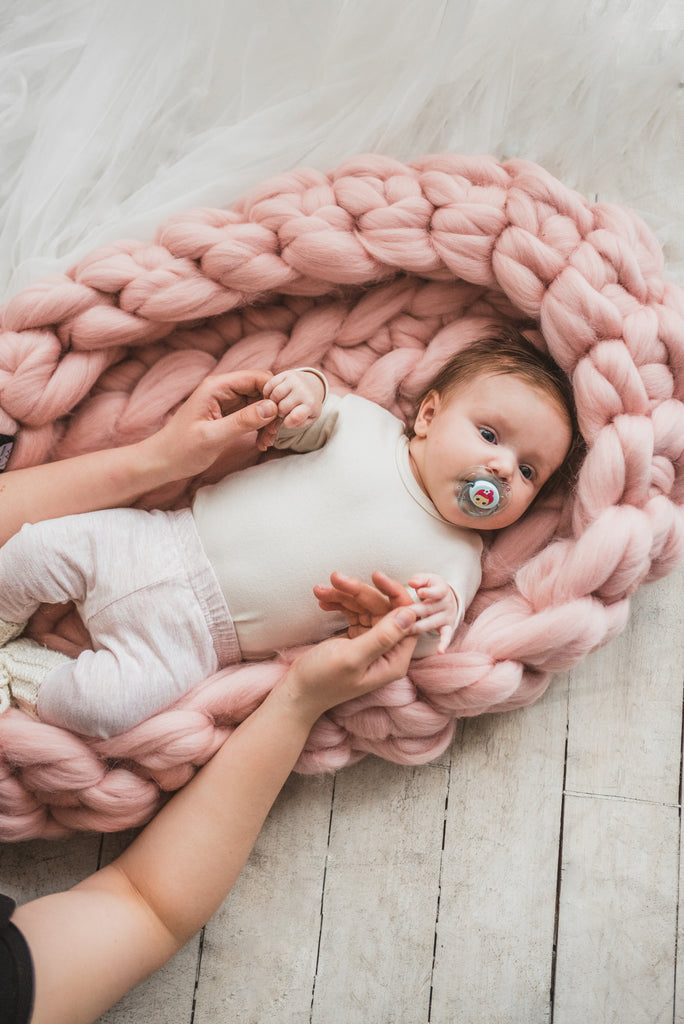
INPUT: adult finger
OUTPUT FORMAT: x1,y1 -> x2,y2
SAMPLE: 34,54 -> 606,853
313,583 -> 375,618
327,573 -> 392,616
222,398 -> 278,440
211,369 -> 273,401
349,606 -> 417,669
370,571 -> 413,606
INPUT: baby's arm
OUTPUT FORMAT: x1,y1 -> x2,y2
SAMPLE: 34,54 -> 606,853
258,368 -> 326,450
408,573 -> 459,655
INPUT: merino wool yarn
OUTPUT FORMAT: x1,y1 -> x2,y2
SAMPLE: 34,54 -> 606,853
1,153 -> 683,840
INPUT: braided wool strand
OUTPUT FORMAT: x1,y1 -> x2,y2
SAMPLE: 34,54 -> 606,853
1,154 -> 683,839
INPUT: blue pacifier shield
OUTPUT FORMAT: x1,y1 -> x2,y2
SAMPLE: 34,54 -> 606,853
456,468 -> 510,518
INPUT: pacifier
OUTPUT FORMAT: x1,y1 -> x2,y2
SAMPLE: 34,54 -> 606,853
455,467 -> 511,518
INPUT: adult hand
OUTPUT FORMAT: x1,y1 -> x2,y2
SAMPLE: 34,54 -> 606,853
313,570 -> 413,637
278,603 -> 418,723
0,371 -> 279,546
144,370 -> 278,480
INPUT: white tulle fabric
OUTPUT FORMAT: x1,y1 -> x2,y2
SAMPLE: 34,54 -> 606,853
1,0 -> 682,296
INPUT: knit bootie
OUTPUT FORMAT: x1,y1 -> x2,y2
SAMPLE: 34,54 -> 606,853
0,638 -> 73,717
0,618 -> 26,647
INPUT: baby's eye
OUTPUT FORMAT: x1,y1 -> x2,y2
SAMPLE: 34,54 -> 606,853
520,465 -> 533,480
479,427 -> 496,443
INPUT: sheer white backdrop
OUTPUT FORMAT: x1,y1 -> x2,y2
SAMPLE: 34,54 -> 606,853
1,0 -> 682,297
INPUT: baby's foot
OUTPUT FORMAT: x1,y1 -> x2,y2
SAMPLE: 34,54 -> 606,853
0,638 -> 73,718
0,618 -> 25,647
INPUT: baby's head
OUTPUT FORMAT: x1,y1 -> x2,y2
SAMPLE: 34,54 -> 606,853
408,327 -> 582,530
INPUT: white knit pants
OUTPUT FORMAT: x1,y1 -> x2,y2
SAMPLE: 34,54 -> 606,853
0,508 -> 240,737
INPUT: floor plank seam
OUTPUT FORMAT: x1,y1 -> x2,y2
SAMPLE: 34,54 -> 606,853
548,705 -> 570,1024
190,925 -> 205,1024
427,753 -> 452,1023
563,789 -> 681,810
309,775 -> 336,1023
96,832 -> 105,871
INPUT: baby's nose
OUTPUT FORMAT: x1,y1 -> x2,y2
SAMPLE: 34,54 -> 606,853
488,449 -> 515,479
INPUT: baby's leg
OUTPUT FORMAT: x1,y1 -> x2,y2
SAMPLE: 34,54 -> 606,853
0,508 -> 144,718
0,514 -> 101,635
37,582 -> 224,736
36,508 -> 239,738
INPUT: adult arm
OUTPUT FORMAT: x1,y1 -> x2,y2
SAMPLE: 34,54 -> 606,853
0,370 -> 277,546
13,604 -> 417,1024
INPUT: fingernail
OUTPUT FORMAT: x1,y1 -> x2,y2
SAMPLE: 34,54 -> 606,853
395,609 -> 414,630
257,400 -> 275,419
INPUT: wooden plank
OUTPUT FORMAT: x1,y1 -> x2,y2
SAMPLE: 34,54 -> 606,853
0,833 -> 101,904
193,771 -> 335,1024
565,569 -> 684,805
311,757 -> 450,1024
553,794 -> 679,1024
557,565 -> 683,1023
430,688 -> 569,1024
98,829 -> 200,1024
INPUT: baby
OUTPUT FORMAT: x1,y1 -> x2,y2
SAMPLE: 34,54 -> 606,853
0,328 -> 578,737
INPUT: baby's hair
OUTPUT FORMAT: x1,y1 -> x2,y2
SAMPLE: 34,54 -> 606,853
412,324 -> 584,498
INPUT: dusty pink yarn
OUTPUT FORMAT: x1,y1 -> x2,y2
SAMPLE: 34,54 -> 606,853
1,153 -> 683,839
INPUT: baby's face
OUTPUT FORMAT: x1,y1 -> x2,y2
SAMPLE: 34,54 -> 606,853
408,372 -> 573,530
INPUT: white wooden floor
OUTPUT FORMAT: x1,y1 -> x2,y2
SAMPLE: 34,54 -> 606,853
2,563 -> 682,1024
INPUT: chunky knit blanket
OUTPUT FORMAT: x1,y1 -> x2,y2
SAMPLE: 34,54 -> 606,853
1,154 -> 683,840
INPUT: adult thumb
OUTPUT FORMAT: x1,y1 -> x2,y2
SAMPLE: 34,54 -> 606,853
225,399 -> 277,437
356,606 -> 417,662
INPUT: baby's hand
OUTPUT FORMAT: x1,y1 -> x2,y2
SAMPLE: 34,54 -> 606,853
145,369 -> 277,479
258,369 -> 326,450
409,573 -> 458,654
314,570 -> 413,638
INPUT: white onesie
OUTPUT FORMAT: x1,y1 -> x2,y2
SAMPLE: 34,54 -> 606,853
193,392 -> 483,659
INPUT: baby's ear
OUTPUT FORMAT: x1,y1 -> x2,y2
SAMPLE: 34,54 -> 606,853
413,390 -> 441,437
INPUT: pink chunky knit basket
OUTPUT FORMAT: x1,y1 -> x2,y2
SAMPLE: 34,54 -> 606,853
1,154 -> 683,840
